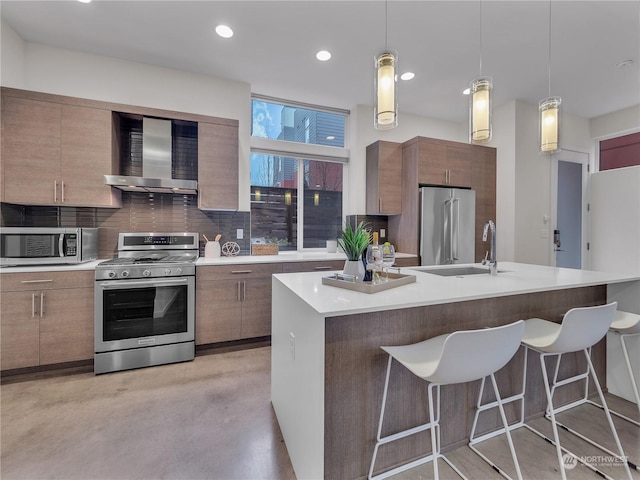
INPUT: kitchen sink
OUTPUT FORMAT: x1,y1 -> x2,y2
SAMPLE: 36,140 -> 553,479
409,265 -> 505,276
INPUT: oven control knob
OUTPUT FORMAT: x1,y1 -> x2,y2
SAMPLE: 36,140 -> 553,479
121,270 -> 130,278
143,270 -> 151,277
164,269 -> 172,275
175,268 -> 183,275
107,271 -> 117,279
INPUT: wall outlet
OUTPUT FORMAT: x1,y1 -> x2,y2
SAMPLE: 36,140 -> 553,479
380,228 -> 386,238
237,228 -> 243,239
289,332 -> 295,361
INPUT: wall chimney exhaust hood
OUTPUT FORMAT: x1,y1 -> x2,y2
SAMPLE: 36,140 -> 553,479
105,117 -> 198,194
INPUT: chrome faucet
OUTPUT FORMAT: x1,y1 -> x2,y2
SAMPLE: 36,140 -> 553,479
482,220 -> 497,276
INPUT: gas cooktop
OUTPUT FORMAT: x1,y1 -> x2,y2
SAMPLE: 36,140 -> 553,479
98,252 -> 198,266
95,232 -> 199,280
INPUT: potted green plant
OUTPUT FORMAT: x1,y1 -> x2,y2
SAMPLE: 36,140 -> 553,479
338,221 -> 371,281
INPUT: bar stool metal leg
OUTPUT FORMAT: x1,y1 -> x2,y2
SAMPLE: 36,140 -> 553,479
617,331 -> 640,423
468,372 -> 524,480
527,348 -> 633,480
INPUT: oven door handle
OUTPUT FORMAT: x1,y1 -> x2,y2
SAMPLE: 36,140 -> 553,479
98,278 -> 190,288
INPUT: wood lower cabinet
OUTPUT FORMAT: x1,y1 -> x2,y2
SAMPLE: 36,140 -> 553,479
1,90 -> 120,208
0,271 -> 94,370
198,121 -> 239,210
281,260 -> 345,273
393,256 -> 419,267
197,259 -> 351,345
0,290 -> 41,370
39,287 -> 94,365
196,263 -> 282,344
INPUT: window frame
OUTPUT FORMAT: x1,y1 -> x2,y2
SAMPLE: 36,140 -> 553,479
250,95 -> 350,251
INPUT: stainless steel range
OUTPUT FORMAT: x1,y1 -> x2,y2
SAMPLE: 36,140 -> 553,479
94,232 -> 199,374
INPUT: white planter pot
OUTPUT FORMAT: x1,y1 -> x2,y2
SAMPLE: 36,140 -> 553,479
343,258 -> 365,282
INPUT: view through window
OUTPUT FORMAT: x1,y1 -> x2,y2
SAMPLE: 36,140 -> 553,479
251,99 -> 347,250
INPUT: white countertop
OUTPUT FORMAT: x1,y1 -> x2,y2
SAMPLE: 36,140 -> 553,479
196,251 -> 416,266
1,252 -> 418,272
273,262 -> 640,316
0,260 -> 105,274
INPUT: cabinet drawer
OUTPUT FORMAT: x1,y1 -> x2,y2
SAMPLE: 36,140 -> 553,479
196,263 -> 282,281
1,271 -> 94,292
282,260 -> 345,273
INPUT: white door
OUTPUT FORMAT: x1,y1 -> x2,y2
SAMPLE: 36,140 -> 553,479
550,150 -> 589,268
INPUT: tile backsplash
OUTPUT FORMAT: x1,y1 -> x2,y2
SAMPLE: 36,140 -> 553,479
346,214 -> 391,243
1,193 -> 250,258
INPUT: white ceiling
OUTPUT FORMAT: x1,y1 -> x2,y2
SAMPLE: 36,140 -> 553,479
2,1 -> 639,123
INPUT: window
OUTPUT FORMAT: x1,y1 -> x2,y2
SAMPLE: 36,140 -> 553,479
251,97 -> 349,250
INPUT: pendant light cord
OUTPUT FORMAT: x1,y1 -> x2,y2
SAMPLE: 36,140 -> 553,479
479,0 -> 483,76
385,0 -> 388,50
548,0 -> 552,96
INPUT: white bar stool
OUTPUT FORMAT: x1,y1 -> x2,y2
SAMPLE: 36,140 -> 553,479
607,310 -> 640,424
368,321 -> 525,480
520,302 -> 633,480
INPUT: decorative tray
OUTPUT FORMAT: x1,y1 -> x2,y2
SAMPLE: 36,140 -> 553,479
322,271 -> 416,294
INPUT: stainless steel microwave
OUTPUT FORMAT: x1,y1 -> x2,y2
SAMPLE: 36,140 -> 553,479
0,227 -> 99,267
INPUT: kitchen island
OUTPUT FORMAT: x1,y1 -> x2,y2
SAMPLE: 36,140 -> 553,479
271,262 -> 639,480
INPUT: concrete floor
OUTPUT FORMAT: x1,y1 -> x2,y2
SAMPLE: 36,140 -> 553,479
1,346 -> 296,480
2,345 -> 639,480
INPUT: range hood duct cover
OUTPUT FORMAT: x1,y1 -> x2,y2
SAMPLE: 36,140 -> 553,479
105,117 -> 198,194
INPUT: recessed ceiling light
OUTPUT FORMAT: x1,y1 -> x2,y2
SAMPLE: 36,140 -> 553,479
77,0 -> 91,3
616,59 -> 633,69
215,25 -> 234,39
462,88 -> 471,95
400,72 -> 415,81
316,50 -> 332,61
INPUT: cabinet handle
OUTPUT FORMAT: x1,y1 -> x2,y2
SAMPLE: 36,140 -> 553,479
237,281 -> 241,301
32,292 -> 36,318
61,181 -> 65,203
21,279 -> 54,284
314,266 -> 332,270
40,292 -> 45,318
243,280 -> 246,301
54,181 -> 58,203
379,197 -> 382,212
231,270 -> 252,274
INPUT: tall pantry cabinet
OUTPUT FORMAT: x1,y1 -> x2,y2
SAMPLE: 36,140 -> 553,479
376,136 -> 496,260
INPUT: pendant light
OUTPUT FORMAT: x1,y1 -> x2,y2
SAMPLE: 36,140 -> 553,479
539,1 -> 561,153
469,1 -> 493,143
374,0 -> 398,130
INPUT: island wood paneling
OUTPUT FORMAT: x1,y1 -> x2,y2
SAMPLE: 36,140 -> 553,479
323,285 -> 606,480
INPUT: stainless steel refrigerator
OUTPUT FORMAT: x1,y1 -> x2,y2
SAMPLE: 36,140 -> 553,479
420,186 -> 476,265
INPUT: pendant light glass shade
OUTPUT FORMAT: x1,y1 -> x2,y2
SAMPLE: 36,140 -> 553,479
469,76 -> 492,143
539,96 -> 561,153
374,51 -> 398,130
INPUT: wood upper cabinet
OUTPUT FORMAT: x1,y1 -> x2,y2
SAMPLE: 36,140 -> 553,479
417,139 -> 472,188
366,141 -> 402,215
0,270 -> 94,370
198,121 -> 239,210
1,95 -> 62,205
1,91 -> 120,207
60,105 -> 120,207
